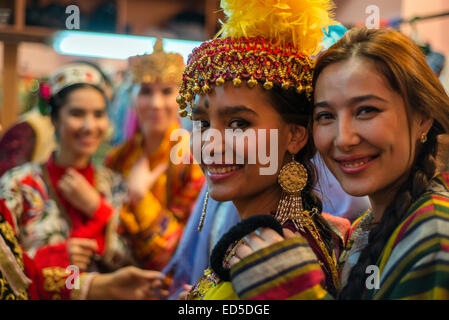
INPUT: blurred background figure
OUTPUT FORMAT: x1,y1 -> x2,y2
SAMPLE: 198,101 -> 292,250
0,104 -> 55,177
0,61 -> 114,177
0,62 -> 136,285
105,39 -> 204,271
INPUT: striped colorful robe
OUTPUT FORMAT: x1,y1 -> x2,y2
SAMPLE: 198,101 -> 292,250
105,124 -> 205,271
197,213 -> 350,300
228,172 -> 449,300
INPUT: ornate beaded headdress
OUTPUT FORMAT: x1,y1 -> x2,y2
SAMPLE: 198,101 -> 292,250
129,38 -> 185,85
177,0 -> 336,117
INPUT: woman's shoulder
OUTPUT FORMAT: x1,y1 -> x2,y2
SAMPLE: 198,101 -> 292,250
104,134 -> 142,172
375,173 -> 449,292
388,172 -> 449,249
408,172 -> 449,218
430,172 -> 449,196
1,162 -> 43,183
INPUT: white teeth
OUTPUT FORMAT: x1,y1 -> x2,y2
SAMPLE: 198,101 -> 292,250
208,165 -> 240,174
342,161 -> 368,168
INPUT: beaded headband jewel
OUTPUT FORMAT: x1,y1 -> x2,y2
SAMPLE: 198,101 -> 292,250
50,62 -> 106,96
177,0 -> 336,118
129,38 -> 185,85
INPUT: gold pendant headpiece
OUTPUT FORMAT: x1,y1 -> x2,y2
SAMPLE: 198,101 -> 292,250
129,38 -> 185,85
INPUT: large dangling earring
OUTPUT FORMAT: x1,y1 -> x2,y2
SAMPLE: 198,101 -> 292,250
197,192 -> 209,232
275,154 -> 308,232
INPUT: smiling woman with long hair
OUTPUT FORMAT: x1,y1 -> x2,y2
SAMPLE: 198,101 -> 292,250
228,27 -> 449,300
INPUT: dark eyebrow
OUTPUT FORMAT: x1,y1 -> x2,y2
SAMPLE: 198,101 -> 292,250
314,101 -> 329,109
67,106 -> 86,112
191,105 -> 207,116
192,104 -> 259,118
349,94 -> 388,104
314,95 -> 388,109
67,106 -> 106,113
191,97 -> 209,116
218,105 -> 258,117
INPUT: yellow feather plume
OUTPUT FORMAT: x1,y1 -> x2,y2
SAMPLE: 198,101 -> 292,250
217,0 -> 336,56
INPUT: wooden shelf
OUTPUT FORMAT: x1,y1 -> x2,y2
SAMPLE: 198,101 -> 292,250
0,25 -> 56,43
0,0 -> 221,133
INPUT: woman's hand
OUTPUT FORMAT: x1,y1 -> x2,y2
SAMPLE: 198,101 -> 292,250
127,156 -> 168,205
229,228 -> 299,267
67,238 -> 98,271
58,168 -> 100,217
176,284 -> 193,300
87,266 -> 169,300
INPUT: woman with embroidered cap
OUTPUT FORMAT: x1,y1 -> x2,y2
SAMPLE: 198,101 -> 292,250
105,39 -> 205,271
0,62 -> 143,299
0,61 -> 113,177
228,27 -> 449,300
173,0 -> 351,300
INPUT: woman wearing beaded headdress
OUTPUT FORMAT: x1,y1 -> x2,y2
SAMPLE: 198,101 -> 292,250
105,39 -> 205,271
174,0 -> 351,299
0,62 -> 147,299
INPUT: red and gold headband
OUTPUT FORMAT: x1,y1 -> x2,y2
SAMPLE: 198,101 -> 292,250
177,36 -> 315,117
177,0 -> 336,118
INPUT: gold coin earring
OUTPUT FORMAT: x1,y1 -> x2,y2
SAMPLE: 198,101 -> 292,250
275,154 -> 308,232
197,192 -> 209,232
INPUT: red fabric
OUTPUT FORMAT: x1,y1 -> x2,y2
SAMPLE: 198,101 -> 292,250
0,198 -> 16,233
23,253 -> 40,300
0,203 -> 72,300
46,156 -> 112,254
249,269 -> 325,300
442,172 -> 449,183
25,249 -> 72,300
0,122 -> 36,177
282,217 -> 337,292
322,212 -> 351,242
33,242 -> 70,270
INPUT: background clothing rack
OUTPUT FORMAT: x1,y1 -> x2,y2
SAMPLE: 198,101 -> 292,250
402,10 -> 449,24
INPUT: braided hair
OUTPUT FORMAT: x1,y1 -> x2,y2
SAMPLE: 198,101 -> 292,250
311,27 -> 449,299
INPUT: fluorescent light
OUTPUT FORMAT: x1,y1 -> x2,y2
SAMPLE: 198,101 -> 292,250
52,31 -> 202,61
